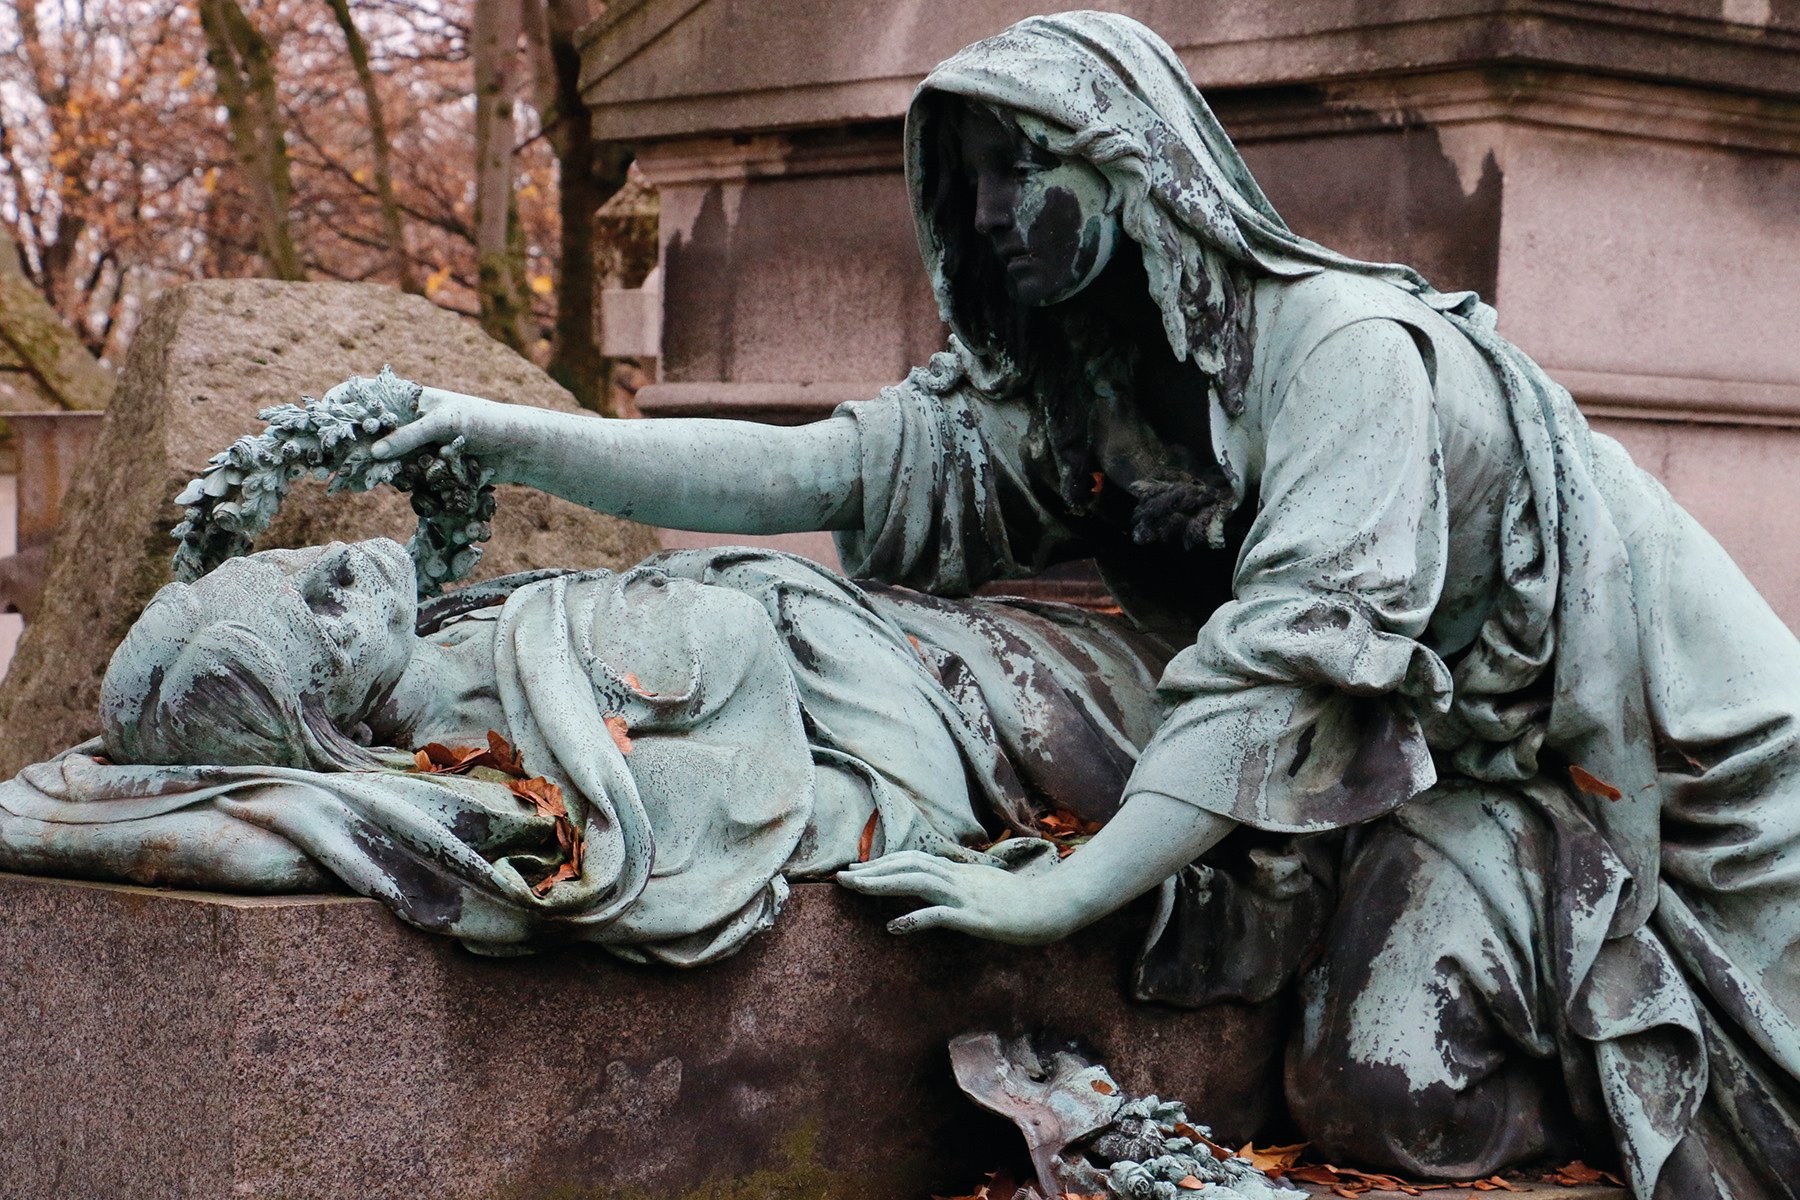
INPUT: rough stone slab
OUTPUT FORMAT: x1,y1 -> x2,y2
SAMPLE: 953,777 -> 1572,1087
0,872 -> 1280,1200
0,281 -> 661,774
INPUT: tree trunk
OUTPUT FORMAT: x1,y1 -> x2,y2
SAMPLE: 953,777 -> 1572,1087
325,0 -> 418,294
10,0 -> 82,317
534,0 -> 630,414
0,228 -> 113,411
197,0 -> 304,281
471,0 -> 527,351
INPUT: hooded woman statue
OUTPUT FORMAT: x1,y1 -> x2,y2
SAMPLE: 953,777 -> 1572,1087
13,11 -> 1800,1195
825,17 -> 1800,1196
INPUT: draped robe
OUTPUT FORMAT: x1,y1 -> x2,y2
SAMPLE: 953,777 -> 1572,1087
845,12 -> 1800,1196
0,550 -> 1163,967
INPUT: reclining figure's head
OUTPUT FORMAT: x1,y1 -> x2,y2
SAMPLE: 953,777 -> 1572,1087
100,539 -> 418,770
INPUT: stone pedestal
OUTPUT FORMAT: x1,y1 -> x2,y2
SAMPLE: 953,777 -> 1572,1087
0,872 -> 1278,1199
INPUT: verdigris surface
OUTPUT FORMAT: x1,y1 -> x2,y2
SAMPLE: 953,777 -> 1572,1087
3,12 -> 1798,1198
171,368 -> 497,596
0,538 -> 1156,963
950,1032 -> 1290,1200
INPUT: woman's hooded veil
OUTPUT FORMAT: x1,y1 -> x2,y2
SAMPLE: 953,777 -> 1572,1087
905,10 -> 1482,414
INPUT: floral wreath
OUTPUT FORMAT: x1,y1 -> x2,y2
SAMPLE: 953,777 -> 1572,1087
171,367 -> 495,597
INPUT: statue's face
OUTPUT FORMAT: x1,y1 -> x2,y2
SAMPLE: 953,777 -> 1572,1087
178,540 -> 418,725
254,540 -> 419,721
956,104 -> 1120,306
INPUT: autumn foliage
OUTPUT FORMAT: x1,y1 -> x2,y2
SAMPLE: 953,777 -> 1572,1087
0,0 -> 655,410
412,729 -> 584,895
938,1143 -> 1625,1198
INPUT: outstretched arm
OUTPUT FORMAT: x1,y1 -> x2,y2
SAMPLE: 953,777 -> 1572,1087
360,384 -> 864,535
838,791 -> 1236,945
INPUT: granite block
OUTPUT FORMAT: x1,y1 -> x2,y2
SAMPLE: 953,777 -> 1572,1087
0,873 -> 1279,1199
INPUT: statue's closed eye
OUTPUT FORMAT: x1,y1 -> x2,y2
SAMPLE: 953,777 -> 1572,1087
297,559 -> 356,618
304,589 -> 349,619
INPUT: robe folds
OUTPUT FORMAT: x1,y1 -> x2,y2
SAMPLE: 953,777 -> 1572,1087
835,269 -> 1800,1196
873,11 -> 1800,1193
0,550 -> 1160,967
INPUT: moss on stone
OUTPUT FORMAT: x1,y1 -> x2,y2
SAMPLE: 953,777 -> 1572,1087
530,1126 -> 866,1200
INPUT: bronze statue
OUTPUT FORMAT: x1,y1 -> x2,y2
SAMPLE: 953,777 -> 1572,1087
7,13 -> 1797,1196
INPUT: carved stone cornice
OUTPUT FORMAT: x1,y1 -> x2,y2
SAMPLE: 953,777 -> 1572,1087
579,0 -> 1800,142
1544,368 -> 1800,427
1213,68 -> 1800,156
631,129 -> 903,189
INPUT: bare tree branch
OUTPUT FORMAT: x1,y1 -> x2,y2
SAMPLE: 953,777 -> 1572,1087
325,0 -> 419,293
197,0 -> 303,280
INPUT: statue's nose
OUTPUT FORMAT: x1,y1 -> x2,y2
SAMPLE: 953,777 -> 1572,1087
972,175 -> 1014,237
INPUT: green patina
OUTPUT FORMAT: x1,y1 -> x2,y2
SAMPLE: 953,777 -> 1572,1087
526,1126 -> 865,1200
0,12 -> 1796,1200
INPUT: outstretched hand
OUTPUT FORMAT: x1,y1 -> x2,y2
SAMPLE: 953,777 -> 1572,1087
321,382 -> 536,484
837,850 -> 1080,945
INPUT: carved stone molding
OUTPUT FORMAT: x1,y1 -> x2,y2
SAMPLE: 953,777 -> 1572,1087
581,0 -> 1800,142
1214,69 -> 1800,156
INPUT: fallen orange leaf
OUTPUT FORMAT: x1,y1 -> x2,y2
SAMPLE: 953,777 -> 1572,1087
1038,809 -> 1102,838
857,809 -> 879,863
413,742 -> 492,774
604,712 -> 633,755
1569,764 -> 1623,801
1238,1142 -> 1308,1174
485,730 -> 526,777
509,775 -> 567,821
1546,1160 -> 1622,1187
532,857 -> 579,896
1176,1178 -> 1205,1190
621,671 -> 660,696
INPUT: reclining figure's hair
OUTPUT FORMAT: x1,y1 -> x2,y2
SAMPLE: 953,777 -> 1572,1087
99,571 -> 383,772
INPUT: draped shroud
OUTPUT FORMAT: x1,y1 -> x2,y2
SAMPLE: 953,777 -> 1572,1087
0,567 -> 816,966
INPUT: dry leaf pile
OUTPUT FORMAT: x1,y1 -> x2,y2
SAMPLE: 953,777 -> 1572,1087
974,808 -> 1102,859
411,730 -> 585,895
1037,808 -> 1104,859
1281,1162 -> 1517,1195
936,1142 -> 1629,1199
1543,1162 -> 1623,1188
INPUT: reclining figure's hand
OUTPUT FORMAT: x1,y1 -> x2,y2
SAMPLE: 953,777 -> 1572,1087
838,851 -> 1082,945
